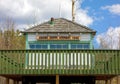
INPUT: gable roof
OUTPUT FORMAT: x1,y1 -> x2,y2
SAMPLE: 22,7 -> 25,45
23,18 -> 96,35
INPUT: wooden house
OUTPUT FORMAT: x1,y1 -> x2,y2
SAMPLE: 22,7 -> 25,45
0,18 -> 119,84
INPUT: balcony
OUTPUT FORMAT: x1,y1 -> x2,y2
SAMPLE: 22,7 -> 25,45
0,50 -> 120,75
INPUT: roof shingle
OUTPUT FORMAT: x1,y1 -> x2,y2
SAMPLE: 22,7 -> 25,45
23,18 -> 96,35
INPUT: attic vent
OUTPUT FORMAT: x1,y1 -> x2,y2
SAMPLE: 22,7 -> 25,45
49,17 -> 54,25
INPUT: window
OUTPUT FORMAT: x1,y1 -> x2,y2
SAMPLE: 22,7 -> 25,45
30,44 -> 35,49
29,44 -> 48,49
50,44 -> 68,49
84,44 -> 90,49
71,44 -> 89,49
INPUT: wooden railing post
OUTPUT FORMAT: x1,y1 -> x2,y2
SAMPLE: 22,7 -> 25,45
56,75 -> 59,84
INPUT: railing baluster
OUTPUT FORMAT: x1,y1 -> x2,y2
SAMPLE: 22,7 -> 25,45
65,50 -> 68,74
111,50 -> 114,74
62,51 -> 64,74
52,50 -> 54,74
87,50 -> 89,74
115,50 -> 117,74
43,51 -> 48,74
55,50 -> 58,73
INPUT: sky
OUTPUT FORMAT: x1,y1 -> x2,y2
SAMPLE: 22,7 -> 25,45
0,0 -> 120,48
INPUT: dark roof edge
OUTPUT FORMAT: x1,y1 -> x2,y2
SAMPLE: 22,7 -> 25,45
22,18 -> 96,35
21,31 -> 96,35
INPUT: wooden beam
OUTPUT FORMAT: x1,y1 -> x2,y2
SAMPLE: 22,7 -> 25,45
56,75 -> 59,84
6,78 -> 9,84
105,80 -> 109,84
117,76 -> 120,84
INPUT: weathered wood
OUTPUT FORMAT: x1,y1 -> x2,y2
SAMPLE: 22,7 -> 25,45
0,50 -> 119,75
6,78 -> 9,84
56,75 -> 59,84
117,76 -> 120,84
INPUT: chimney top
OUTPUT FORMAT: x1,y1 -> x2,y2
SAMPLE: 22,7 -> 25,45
50,17 -> 54,25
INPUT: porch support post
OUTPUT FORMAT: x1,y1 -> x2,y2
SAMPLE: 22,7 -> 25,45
13,80 -> 19,84
105,80 -> 109,84
22,76 -> 28,84
6,78 -> 9,84
110,79 -> 112,84
117,76 -> 120,84
56,75 -> 59,84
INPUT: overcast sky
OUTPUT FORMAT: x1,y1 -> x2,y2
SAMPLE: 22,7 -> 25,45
0,0 -> 120,48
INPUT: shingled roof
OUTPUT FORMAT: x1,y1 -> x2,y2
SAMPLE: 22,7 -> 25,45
23,18 -> 96,35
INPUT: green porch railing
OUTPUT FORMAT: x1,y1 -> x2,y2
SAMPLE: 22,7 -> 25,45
0,50 -> 120,75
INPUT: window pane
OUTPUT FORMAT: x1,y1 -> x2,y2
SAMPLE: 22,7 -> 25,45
71,44 -> 76,49
63,45 -> 68,49
36,44 -> 41,49
50,44 -> 56,49
30,44 -> 35,49
77,44 -> 82,49
42,45 -> 48,49
57,45 -> 61,49
84,44 -> 89,49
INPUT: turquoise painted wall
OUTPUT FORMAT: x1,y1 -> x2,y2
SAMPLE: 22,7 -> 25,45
25,33 -> 94,49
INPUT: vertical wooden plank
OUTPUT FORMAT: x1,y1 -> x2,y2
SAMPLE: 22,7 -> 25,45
48,50 -> 50,74
38,50 -> 40,74
115,50 -> 118,74
30,50 -> 33,74
73,50 -> 75,74
62,50 -> 64,74
83,50 -> 85,74
79,50 -> 82,74
6,50 -> 9,74
108,50 -> 111,74
104,50 -> 107,74
76,50 -> 78,74
118,50 -> 120,74
117,76 -> 120,84
89,50 -> 91,74
6,78 -> 9,84
100,50 -> 102,74
111,50 -> 115,74
101,50 -> 104,74
69,50 -> 71,74
20,50 -> 24,74
26,50 -> 29,74
87,50 -> 89,74
52,50 -> 54,74
16,50 -> 18,74
45,50 -> 47,74
40,50 -> 42,74
97,50 -> 100,74
34,50 -> 37,73
65,50 -> 68,74
56,75 -> 59,84
55,50 -> 58,74
59,50 -> 61,74
12,50 -> 16,74
24,50 -> 26,74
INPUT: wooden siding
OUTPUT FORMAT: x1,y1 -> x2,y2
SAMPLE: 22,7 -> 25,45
0,50 -> 120,75
27,33 -> 91,41
28,34 -> 36,41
